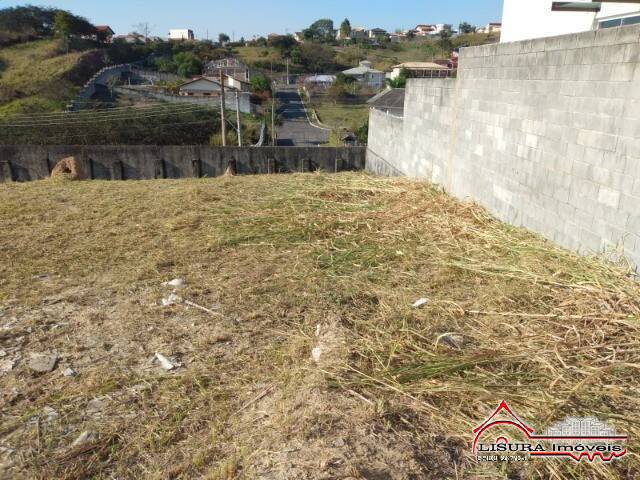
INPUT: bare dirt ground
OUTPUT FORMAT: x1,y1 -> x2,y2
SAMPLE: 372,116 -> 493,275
1,173 -> 639,479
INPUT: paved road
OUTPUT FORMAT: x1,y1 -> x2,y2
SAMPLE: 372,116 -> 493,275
275,86 -> 330,146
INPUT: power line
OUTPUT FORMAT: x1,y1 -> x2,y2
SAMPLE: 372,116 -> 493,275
0,106 -> 217,128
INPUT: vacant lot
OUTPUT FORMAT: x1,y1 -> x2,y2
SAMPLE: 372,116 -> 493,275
1,173 -> 638,479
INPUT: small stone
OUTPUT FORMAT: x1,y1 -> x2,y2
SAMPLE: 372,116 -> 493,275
412,298 -> 429,308
333,438 -> 346,447
71,431 -> 98,448
440,334 -> 465,349
161,294 -> 182,306
0,349 -> 6,357
0,359 -> 15,374
86,396 -> 110,415
163,278 -> 186,288
28,353 -> 59,373
311,347 -> 322,363
42,407 -> 59,422
155,352 -> 180,371
62,367 -> 77,377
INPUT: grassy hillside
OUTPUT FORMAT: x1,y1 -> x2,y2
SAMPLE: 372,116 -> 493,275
1,172 -> 638,479
0,39 -> 97,115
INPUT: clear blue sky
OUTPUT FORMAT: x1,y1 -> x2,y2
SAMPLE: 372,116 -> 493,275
3,0 -> 504,39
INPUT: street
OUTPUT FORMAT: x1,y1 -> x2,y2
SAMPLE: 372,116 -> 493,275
275,86 -> 330,146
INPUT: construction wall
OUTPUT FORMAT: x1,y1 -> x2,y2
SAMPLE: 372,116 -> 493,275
367,24 -> 640,269
0,146 -> 365,182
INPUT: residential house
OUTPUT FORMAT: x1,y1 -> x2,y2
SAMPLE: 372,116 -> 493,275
205,58 -> 251,82
342,61 -> 386,89
178,77 -> 223,97
502,0 -> 640,42
303,74 -> 336,92
367,88 -> 405,116
368,28 -> 388,40
95,26 -> 115,43
477,22 -> 502,34
414,24 -> 436,36
389,62 -> 451,79
293,32 -> 305,43
168,29 -> 195,41
350,27 -> 368,40
114,33 -> 145,44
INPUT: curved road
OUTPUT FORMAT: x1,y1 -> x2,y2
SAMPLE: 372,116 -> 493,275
275,86 -> 330,146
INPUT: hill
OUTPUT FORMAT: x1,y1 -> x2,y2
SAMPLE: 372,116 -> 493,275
0,39 -> 102,115
0,172 -> 638,479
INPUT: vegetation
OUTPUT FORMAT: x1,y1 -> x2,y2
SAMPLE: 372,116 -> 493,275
1,173 -> 638,479
0,104 -> 221,145
386,67 -> 411,88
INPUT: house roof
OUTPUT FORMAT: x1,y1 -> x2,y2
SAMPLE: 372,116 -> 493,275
95,25 -> 115,34
305,75 -> 336,83
392,62 -> 450,70
179,77 -> 222,89
367,88 -> 405,115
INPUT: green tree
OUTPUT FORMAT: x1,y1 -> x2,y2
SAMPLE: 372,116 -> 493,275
268,35 -> 296,57
173,52 -> 202,77
53,10 -> 71,52
291,43 -> 335,72
459,22 -> 476,34
305,18 -> 335,42
250,74 -> 270,93
438,29 -> 452,55
386,68 -> 411,88
218,33 -> 230,44
339,18 -> 351,39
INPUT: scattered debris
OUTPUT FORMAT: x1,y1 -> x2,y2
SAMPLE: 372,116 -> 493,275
0,359 -> 15,374
155,352 -> 181,371
163,278 -> 186,289
436,333 -> 465,349
71,431 -> 98,448
0,350 -> 6,357
62,367 -> 77,377
184,300 -> 222,317
333,438 -> 346,448
28,353 -> 58,373
412,298 -> 429,308
162,294 -> 182,306
311,347 -> 322,364
315,324 -> 321,337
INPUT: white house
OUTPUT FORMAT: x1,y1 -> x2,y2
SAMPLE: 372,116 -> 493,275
501,0 -> 640,42
169,29 -> 195,41
342,61 -> 386,89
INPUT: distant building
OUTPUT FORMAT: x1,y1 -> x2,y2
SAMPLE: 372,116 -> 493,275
204,58 -> 251,82
179,77 -> 223,97
94,26 -> 115,43
169,29 -> 195,41
114,33 -> 145,44
267,33 -> 282,41
303,74 -> 336,91
414,24 -> 435,36
342,61 -> 385,89
293,32 -> 305,43
477,22 -> 502,34
368,28 -> 388,40
502,0 -> 640,43
389,62 -> 451,79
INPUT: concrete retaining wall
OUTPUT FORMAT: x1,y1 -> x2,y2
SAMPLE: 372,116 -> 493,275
367,24 -> 640,269
0,146 -> 365,182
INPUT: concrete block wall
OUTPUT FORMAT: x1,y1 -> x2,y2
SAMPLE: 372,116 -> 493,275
0,146 -> 365,182
367,24 -> 640,269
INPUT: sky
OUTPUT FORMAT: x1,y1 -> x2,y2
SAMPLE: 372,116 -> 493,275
2,0 -> 504,39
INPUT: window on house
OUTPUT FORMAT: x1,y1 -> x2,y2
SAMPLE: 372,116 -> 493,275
599,15 -> 640,29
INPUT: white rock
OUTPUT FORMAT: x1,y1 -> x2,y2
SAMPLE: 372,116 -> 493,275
63,367 -> 77,377
87,396 -> 110,414
42,407 -> 59,422
155,352 -> 180,371
161,294 -> 182,306
412,298 -> 429,308
315,324 -> 321,337
71,431 -> 98,447
28,353 -> 58,373
311,347 -> 322,363
0,349 -> 6,357
163,278 -> 186,288
0,359 -> 15,374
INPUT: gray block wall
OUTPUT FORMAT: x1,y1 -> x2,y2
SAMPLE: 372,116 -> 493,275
367,24 -> 640,269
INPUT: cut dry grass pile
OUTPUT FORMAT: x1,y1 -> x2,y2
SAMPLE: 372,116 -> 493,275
0,172 -> 639,479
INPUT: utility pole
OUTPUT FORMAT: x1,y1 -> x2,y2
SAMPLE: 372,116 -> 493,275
236,92 -> 242,147
286,58 -> 290,86
220,70 -> 227,146
271,91 -> 276,146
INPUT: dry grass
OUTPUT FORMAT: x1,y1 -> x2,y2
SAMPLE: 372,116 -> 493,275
0,172 -> 638,479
